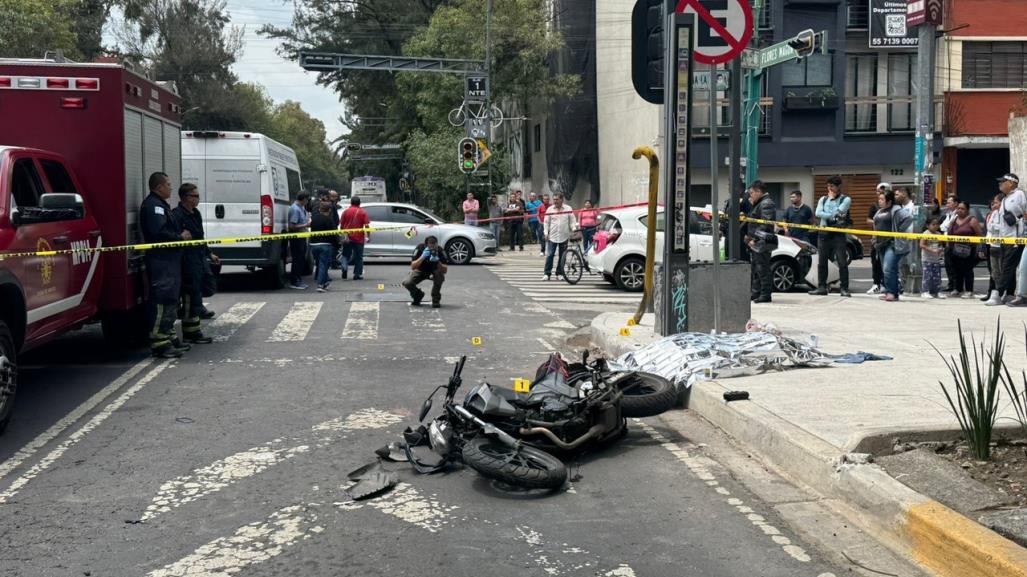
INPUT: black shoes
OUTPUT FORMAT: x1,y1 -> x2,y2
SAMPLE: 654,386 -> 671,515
807,288 -> 828,296
171,339 -> 191,352
184,333 -> 214,344
199,308 -> 216,320
152,345 -> 183,359
353,275 -> 363,280
753,296 -> 772,303
341,271 -> 348,279
431,302 -> 441,308
840,289 -> 852,297
411,289 -> 425,306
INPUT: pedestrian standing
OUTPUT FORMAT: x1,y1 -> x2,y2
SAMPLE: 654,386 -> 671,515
721,186 -> 752,262
487,195 -> 504,249
525,192 -> 543,244
537,194 -> 551,255
895,187 -> 917,292
873,189 -> 914,302
920,217 -> 945,299
745,181 -> 777,303
310,196 -> 340,292
327,190 -> 342,269
578,200 -> 599,251
940,195 -> 958,293
140,172 -> 191,358
172,183 -> 217,344
542,193 -> 578,281
462,192 -> 480,226
782,190 -> 813,242
986,174 -> 1026,305
866,183 -> 890,294
403,235 -> 448,308
945,200 -> 981,299
505,194 -> 525,251
982,194 -> 1004,302
340,195 -> 370,280
288,192 -> 311,290
809,176 -> 852,297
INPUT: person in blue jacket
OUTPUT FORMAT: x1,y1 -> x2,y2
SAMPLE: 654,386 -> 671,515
140,172 -> 191,358
525,191 -> 543,245
808,175 -> 852,297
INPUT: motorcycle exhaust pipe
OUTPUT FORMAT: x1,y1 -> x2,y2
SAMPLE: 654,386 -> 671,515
519,424 -> 604,451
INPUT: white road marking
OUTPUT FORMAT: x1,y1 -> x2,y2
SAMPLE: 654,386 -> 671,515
604,566 -> 638,577
410,308 -> 446,332
0,357 -> 152,483
209,302 -> 265,342
355,482 -> 458,533
341,302 -> 379,340
545,320 -> 576,329
634,420 -> 812,565
141,409 -> 403,521
267,302 -> 322,342
148,504 -> 322,577
0,360 -> 173,504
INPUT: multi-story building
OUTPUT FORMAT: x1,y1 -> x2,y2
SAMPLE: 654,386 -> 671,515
938,0 -> 1027,204
597,0 -> 954,231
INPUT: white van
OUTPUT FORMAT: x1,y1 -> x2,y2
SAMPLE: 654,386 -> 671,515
182,131 -> 303,287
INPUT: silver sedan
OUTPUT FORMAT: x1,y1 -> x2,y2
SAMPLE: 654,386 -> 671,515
359,202 -> 497,264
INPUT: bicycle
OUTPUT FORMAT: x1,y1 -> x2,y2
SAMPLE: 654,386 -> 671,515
448,101 -> 504,128
563,235 -> 595,285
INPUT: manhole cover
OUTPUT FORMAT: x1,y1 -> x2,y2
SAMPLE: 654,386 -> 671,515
346,293 -> 411,302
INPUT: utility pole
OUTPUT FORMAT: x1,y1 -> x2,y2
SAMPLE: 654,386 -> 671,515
485,0 -> 494,196
742,0 -> 764,186
709,69 -> 721,332
909,21 -> 936,295
728,58 -> 742,261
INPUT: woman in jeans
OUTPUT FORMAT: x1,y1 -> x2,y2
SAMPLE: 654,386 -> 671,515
309,197 -> 340,292
982,194 -> 1004,302
578,200 -> 599,251
873,189 -> 913,302
946,200 -> 982,299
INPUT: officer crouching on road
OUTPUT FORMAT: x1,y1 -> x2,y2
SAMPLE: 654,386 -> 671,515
141,172 -> 191,358
403,235 -> 448,308
744,180 -> 777,303
173,183 -> 220,344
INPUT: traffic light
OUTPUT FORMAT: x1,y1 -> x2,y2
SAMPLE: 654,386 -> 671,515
459,138 -> 479,174
787,29 -> 818,58
631,0 -> 674,105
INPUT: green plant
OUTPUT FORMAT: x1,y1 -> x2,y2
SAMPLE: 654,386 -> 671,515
932,320 -> 1005,460
1000,324 -> 1027,438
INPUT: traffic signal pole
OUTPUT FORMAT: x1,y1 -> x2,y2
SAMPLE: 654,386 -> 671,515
742,0 -> 763,187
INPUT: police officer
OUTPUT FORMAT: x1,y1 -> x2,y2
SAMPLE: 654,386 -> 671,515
141,172 -> 191,358
173,183 -> 219,344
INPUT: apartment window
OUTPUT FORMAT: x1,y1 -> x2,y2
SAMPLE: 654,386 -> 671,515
846,0 -> 869,29
781,53 -> 832,87
693,63 -> 730,133
888,53 -> 916,130
963,42 -> 1027,88
846,54 -> 878,132
533,124 -> 541,153
757,0 -> 772,30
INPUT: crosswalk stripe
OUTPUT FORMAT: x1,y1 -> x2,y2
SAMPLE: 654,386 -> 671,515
410,308 -> 446,332
209,302 -> 266,342
342,302 -> 379,340
267,302 -> 323,342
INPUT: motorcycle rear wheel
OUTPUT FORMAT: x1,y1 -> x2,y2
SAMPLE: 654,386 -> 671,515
618,372 -> 677,418
462,437 -> 568,490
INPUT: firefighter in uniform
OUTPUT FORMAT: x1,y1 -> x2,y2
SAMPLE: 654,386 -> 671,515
172,183 -> 218,344
140,172 -> 191,358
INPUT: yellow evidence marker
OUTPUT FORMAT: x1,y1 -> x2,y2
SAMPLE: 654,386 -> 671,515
513,379 -> 531,393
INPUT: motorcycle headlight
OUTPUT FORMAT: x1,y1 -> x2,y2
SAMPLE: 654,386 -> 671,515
428,419 -> 452,455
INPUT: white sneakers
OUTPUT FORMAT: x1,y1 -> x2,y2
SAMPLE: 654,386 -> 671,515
867,285 -> 882,294
542,274 -> 551,281
984,290 -> 1003,306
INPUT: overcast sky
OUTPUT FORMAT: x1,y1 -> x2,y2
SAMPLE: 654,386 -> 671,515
225,0 -> 347,143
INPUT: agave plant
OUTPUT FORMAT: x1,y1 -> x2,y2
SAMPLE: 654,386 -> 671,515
932,320 -> 1004,461
1000,324 -> 1027,439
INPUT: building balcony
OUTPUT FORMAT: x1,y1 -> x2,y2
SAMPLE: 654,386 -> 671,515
844,96 -> 944,135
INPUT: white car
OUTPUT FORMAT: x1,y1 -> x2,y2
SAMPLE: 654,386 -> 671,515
586,206 -> 839,292
360,203 -> 497,264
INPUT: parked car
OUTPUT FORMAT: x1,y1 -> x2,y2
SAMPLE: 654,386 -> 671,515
806,233 -> 864,263
360,202 -> 497,264
586,206 -> 839,292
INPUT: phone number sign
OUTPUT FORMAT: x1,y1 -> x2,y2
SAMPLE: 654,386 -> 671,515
870,0 -> 918,48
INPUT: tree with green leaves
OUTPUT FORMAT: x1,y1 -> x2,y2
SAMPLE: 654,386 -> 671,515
0,0 -> 83,59
269,101 -> 347,191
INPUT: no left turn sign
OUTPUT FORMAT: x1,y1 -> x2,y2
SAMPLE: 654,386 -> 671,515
676,0 -> 753,65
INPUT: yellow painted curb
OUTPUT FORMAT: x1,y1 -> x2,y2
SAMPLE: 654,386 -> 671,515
907,500 -> 1027,577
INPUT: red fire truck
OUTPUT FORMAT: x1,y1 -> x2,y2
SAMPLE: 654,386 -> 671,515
0,57 -> 182,432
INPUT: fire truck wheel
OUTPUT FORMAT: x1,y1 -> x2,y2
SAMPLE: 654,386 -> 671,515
0,320 -> 17,435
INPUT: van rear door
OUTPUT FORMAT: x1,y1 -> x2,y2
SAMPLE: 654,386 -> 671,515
203,140 -> 262,244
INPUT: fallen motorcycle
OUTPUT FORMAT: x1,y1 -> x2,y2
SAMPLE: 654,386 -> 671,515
392,352 -> 678,490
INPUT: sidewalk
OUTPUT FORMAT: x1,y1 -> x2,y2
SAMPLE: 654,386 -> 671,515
592,293 -> 1027,577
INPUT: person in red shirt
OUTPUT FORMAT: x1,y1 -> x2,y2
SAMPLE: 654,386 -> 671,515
340,196 -> 371,280
536,194 -> 551,255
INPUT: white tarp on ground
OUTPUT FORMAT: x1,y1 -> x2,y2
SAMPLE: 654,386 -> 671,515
610,330 -> 835,391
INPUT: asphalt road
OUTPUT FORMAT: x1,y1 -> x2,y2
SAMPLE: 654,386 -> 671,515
0,256 -> 853,577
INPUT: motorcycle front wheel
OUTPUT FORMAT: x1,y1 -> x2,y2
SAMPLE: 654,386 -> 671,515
462,437 -> 568,490
618,372 -> 678,418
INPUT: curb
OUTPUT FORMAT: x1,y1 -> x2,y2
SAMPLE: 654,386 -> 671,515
591,312 -> 1027,577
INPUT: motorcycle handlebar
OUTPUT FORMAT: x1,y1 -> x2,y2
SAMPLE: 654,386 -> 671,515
453,355 -> 467,378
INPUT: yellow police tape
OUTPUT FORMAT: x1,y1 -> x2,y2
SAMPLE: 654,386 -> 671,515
739,215 -> 1027,246
0,225 -> 409,261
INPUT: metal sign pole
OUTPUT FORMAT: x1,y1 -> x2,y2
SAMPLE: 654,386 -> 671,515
709,67 -> 720,334
660,11 -> 694,336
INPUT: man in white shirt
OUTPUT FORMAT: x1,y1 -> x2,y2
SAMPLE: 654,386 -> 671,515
542,193 -> 578,281
991,173 -> 1027,305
